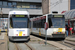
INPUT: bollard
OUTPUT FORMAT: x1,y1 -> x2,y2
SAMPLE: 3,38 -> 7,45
5,29 -> 7,34
0,29 -> 1,35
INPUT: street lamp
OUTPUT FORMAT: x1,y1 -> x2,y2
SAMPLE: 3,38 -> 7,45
0,7 -> 2,34
0,7 -> 2,17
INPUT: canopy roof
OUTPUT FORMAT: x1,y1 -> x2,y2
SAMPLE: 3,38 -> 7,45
65,9 -> 75,19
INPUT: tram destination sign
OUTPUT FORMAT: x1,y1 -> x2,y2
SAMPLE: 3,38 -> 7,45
53,15 -> 63,17
15,15 -> 25,17
12,15 -> 26,17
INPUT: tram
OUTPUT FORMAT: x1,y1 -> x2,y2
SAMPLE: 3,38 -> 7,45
30,14 -> 66,39
8,9 -> 30,41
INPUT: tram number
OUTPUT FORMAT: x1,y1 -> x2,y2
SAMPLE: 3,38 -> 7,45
58,28 -> 62,32
19,31 -> 23,36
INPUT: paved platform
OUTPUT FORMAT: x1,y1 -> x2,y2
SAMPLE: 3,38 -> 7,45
0,32 -> 8,50
30,35 -> 73,50
65,35 -> 75,41
0,33 -> 5,40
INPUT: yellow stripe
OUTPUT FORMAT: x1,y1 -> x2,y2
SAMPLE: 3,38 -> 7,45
58,28 -> 62,32
39,28 -> 41,36
0,29 -> 1,32
19,31 -> 23,36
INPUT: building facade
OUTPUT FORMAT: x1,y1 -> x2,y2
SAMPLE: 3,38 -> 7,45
42,0 -> 70,15
0,0 -> 42,18
0,0 -> 42,31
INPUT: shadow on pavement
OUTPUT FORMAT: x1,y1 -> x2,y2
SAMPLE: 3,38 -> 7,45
31,34 -> 65,41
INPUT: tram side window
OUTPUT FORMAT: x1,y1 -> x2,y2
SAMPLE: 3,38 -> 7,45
33,19 -> 46,28
29,22 -> 31,28
33,19 -> 42,28
37,20 -> 42,28
41,19 -> 46,28
33,21 -> 35,28
48,18 -> 52,28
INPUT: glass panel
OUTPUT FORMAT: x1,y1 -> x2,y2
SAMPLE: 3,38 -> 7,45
3,1 -> 7,7
12,18 -> 28,28
36,5 -> 41,9
8,2 -> 12,8
22,3 -> 25,8
33,5 -> 36,8
51,18 -> 65,28
25,3 -> 30,8
17,2 -> 22,8
12,2 -> 17,8
12,2 -> 16,5
0,1 -> 2,5
30,5 -> 34,8
70,0 -> 75,10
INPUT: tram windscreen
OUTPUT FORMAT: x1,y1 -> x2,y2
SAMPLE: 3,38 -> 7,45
51,18 -> 65,28
10,17 -> 28,28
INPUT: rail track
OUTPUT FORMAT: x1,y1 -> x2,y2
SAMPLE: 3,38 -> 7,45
9,42 -> 35,50
8,35 -> 75,50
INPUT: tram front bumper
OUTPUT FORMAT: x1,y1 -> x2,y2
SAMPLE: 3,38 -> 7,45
9,36 -> 30,41
52,34 -> 65,38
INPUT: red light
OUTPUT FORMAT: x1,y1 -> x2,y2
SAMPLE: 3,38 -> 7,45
23,34 -> 25,36
61,32 -> 63,34
16,34 -> 18,36
56,32 -> 57,34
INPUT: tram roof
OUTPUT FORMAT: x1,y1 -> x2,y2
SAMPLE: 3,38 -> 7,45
30,14 -> 64,21
9,8 -> 29,15
65,9 -> 75,19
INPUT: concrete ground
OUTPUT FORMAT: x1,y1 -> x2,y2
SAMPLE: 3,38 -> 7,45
65,35 -> 75,41
0,32 -> 74,50
0,32 -> 8,50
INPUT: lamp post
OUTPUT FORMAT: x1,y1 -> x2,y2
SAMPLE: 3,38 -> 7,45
0,7 -> 2,34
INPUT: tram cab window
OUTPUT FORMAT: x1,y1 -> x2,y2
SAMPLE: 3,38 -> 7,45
10,15 -> 29,28
10,18 -> 13,28
48,18 -> 52,28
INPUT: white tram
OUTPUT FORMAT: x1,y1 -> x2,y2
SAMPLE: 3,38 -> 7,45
30,14 -> 66,39
8,9 -> 30,41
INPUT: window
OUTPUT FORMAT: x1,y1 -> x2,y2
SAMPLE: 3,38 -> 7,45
30,3 -> 37,9
30,3 -> 41,9
22,3 -> 26,8
0,1 -> 2,8
33,19 -> 46,28
8,2 -> 12,8
10,17 -> 29,28
70,0 -> 75,10
17,2 -> 22,8
51,18 -> 65,28
3,1 -> 7,8
12,2 -> 17,8
25,3 -> 30,8
41,19 -> 46,28
36,4 -> 41,9
48,18 -> 52,28
30,5 -> 34,8
3,14 -> 8,18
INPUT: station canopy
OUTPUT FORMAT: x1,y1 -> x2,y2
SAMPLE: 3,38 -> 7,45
65,9 -> 75,19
